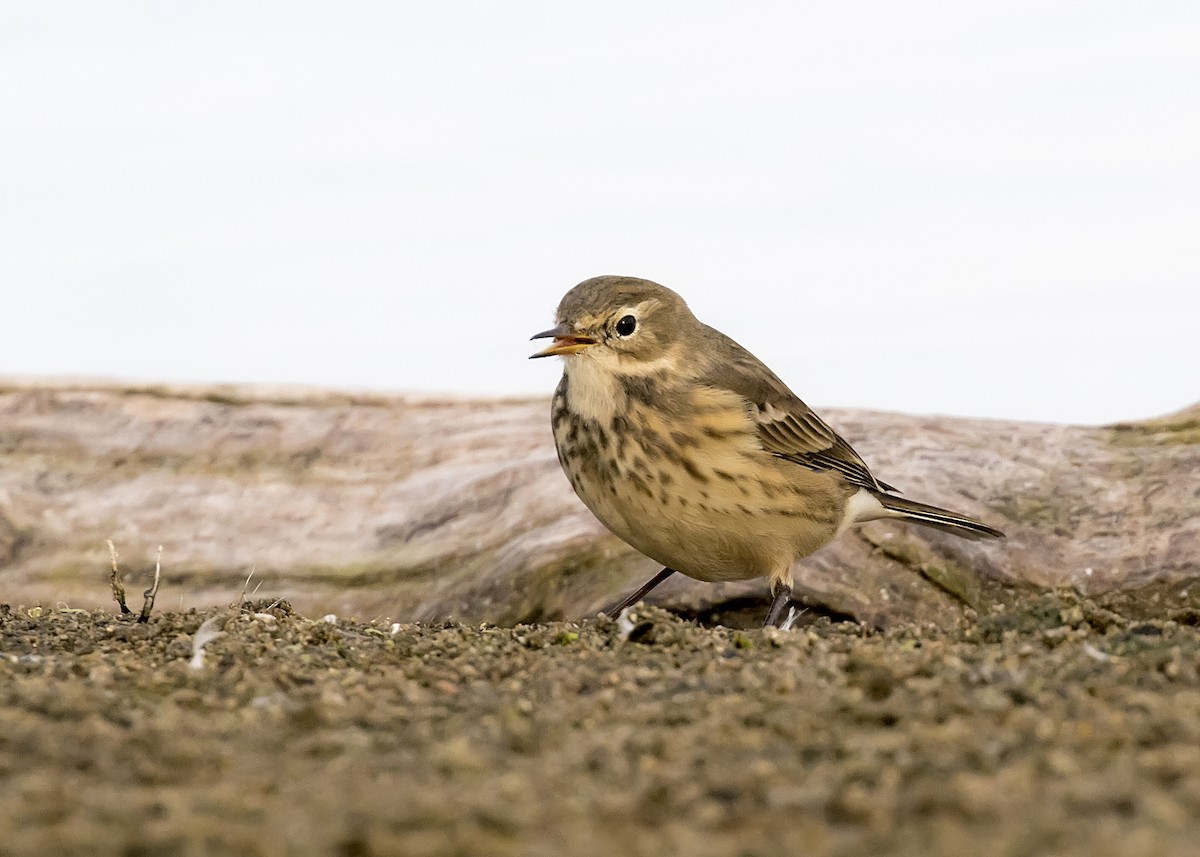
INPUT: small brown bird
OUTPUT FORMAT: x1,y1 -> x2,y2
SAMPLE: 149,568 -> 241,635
531,275 -> 1003,627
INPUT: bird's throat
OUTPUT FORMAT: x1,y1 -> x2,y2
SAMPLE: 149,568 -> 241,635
562,356 -> 627,424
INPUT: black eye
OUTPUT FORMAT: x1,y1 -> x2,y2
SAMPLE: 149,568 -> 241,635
615,315 -> 637,337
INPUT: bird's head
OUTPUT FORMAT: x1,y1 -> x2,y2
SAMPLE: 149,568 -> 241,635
530,275 -> 697,370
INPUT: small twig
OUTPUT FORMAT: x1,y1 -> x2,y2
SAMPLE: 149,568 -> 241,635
138,545 -> 163,623
107,539 -> 163,621
237,566 -> 257,606
234,566 -> 278,613
106,539 -> 132,615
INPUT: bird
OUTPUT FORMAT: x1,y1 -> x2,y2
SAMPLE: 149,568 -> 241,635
530,275 -> 1004,627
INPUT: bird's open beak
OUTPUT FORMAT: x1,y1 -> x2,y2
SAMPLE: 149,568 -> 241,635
529,323 -> 597,358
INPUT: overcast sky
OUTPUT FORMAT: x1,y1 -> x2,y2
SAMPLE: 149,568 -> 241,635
2,1 -> 1197,424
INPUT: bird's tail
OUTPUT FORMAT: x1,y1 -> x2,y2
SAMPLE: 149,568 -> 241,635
873,493 -> 1005,540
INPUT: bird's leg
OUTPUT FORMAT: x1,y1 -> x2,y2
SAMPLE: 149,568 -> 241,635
602,567 -> 676,616
763,581 -> 795,628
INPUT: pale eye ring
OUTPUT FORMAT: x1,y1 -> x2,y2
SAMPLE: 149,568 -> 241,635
615,315 -> 637,337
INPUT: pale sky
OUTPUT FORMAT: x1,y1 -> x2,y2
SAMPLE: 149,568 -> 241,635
2,1 -> 1197,425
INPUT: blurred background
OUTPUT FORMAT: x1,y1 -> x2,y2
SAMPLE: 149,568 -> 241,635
2,1 -> 1196,425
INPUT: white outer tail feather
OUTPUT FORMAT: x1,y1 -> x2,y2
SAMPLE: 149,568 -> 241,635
841,488 -> 1004,540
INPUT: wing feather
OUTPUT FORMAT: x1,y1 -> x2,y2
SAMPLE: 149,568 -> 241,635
697,326 -> 895,493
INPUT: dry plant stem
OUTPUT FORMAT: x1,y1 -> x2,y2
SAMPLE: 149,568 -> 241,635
106,539 -> 132,615
236,567 -> 256,607
138,545 -> 163,623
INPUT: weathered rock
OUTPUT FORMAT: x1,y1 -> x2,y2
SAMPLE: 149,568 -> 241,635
0,379 -> 1196,626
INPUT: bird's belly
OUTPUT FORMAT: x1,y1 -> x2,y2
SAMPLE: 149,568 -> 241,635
582,488 -> 783,583
553,406 -> 843,584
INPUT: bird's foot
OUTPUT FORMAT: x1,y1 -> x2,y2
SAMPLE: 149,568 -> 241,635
763,582 -> 795,628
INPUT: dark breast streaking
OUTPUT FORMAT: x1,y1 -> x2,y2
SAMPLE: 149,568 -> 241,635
551,372 -> 848,585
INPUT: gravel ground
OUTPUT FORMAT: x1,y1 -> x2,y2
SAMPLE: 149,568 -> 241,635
2,586 -> 1199,857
